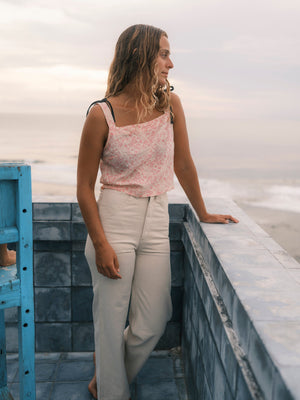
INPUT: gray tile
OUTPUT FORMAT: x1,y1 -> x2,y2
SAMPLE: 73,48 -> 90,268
137,380 -> 179,400
34,252 -> 71,287
7,361 -> 18,383
71,203 -> 83,221
169,222 -> 182,241
72,252 -> 92,286
275,366 -> 300,400
4,307 -> 18,323
194,348 -> 205,400
235,368 -> 253,400
254,321 -> 300,366
8,382 -> 20,400
273,249 -> 300,270
35,362 -> 57,382
168,204 -> 187,221
5,324 -> 18,353
156,322 -> 181,349
33,203 -> 71,221
170,240 -> 184,252
72,241 -> 86,252
63,352 -> 94,361
220,329 -> 238,393
225,264 -> 299,293
6,353 -> 19,361
209,301 -> 223,354
71,287 -> 93,322
202,373 -> 213,400
171,286 -> 183,322
34,241 -> 71,252
175,377 -> 189,400
35,324 -> 72,352
55,360 -> 94,382
184,358 -> 197,400
36,382 -> 54,400
247,325 -> 274,399
33,221 -> 70,241
35,288 -> 71,322
137,356 -> 174,384
199,275 -> 213,322
12,361 -> 57,384
50,381 -> 92,400
201,323 -> 216,393
35,353 -> 61,362
71,222 -> 87,241
171,251 -> 184,287
72,323 -> 94,352
8,382 -> 53,400
212,350 -> 233,400
236,287 -> 300,322
231,296 -> 251,353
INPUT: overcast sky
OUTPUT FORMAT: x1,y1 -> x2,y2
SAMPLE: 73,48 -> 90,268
0,0 -> 299,119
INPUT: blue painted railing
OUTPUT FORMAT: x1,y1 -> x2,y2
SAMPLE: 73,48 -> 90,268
0,164 -> 36,400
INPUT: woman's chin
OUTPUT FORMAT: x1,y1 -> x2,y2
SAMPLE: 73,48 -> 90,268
158,79 -> 167,88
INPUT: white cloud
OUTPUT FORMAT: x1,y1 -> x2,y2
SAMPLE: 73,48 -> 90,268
222,35 -> 300,66
0,0 -> 299,118
0,65 -> 108,113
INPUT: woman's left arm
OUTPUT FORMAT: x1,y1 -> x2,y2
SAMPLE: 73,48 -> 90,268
171,92 -> 239,224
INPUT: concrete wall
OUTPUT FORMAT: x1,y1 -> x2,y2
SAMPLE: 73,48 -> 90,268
5,203 -> 184,353
181,198 -> 300,400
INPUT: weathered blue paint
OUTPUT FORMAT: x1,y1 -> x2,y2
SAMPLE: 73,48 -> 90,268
0,163 -> 36,400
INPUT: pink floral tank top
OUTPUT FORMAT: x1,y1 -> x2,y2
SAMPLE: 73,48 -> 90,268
92,100 -> 174,198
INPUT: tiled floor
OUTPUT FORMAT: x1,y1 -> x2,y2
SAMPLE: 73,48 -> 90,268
7,348 -> 188,400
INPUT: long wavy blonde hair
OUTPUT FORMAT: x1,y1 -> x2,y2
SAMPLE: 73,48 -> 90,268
106,24 -> 172,122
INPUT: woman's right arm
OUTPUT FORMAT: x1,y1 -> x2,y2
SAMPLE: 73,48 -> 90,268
77,105 -> 121,279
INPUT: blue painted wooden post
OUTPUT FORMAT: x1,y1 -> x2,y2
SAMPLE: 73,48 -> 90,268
0,163 -> 36,400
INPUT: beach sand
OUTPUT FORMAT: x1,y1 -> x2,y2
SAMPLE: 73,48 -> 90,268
236,202 -> 300,263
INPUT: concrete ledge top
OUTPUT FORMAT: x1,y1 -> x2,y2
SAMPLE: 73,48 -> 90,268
187,197 -> 300,398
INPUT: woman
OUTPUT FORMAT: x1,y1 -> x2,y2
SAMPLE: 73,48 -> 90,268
77,24 -> 238,400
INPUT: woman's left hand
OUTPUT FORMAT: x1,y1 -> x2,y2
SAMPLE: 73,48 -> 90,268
200,213 -> 239,224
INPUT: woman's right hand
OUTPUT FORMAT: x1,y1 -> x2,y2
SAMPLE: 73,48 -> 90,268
95,242 -> 122,279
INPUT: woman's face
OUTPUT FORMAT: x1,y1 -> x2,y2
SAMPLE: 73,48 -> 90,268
156,35 -> 174,86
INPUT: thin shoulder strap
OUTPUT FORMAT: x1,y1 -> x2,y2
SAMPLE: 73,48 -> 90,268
169,85 -> 174,124
170,105 -> 174,124
86,98 -> 116,123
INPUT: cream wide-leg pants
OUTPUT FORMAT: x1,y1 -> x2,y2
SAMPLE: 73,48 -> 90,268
85,189 -> 173,400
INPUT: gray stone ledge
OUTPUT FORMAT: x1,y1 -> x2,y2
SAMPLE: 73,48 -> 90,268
33,203 -> 71,221
185,197 -> 300,400
33,221 -> 70,241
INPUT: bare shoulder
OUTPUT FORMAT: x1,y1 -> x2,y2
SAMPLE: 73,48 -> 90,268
86,103 -> 107,126
170,92 -> 182,109
83,103 -> 108,141
170,92 -> 185,122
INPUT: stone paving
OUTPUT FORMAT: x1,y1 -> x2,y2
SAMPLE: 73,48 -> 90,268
7,349 -> 188,400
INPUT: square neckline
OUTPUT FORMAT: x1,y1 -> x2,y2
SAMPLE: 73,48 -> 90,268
105,98 -> 166,129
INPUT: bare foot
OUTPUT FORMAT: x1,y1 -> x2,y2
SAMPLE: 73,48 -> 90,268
88,374 -> 97,399
0,244 -> 16,267
87,352 -> 131,400
88,352 -> 97,399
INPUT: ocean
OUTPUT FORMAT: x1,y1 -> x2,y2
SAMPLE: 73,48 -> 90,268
1,112 -> 300,259
1,112 -> 299,207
